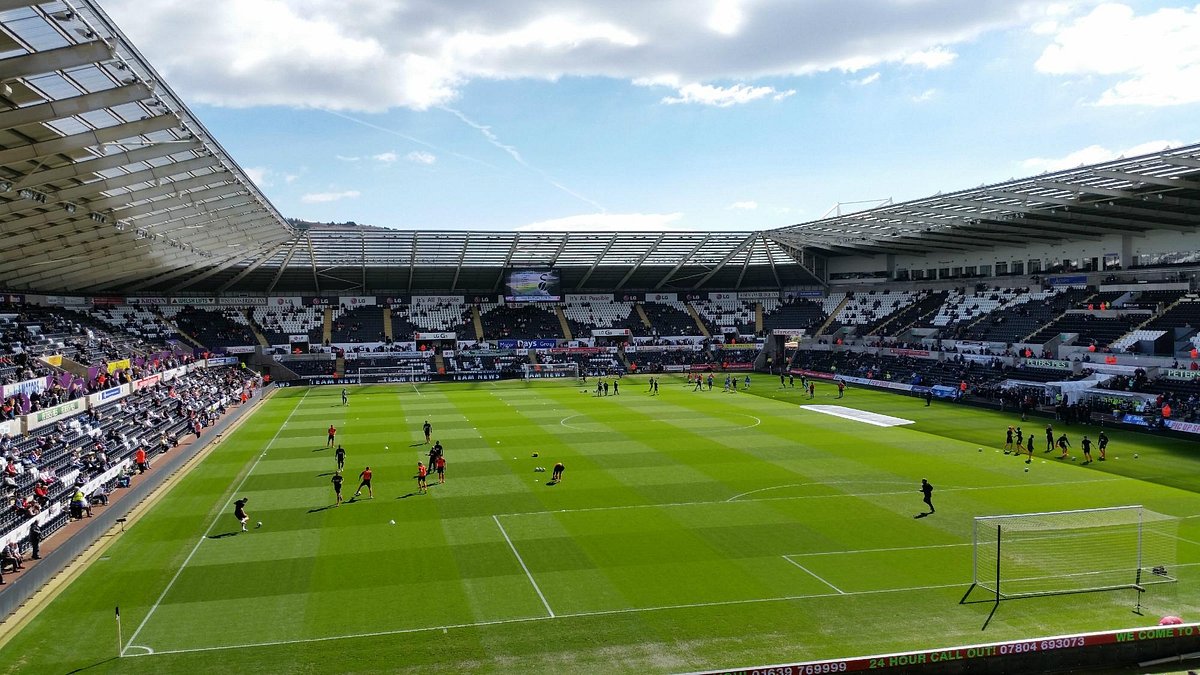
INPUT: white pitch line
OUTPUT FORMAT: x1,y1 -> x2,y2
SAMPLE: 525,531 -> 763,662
726,480 -> 912,502
783,556 -> 845,594
120,560 -> 1200,658
122,388 -> 310,657
788,542 -> 973,557
412,384 -> 422,396
495,477 -> 1124,519
493,515 -> 555,618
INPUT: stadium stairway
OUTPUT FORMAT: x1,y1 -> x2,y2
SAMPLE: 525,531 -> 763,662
814,294 -> 851,337
244,309 -> 270,347
755,303 -> 763,334
322,307 -> 333,344
152,306 -> 204,350
634,303 -> 653,330
1020,292 -> 1097,343
555,306 -> 573,340
471,305 -> 485,341
434,352 -> 445,374
383,307 -> 393,341
335,353 -> 345,377
685,302 -> 711,338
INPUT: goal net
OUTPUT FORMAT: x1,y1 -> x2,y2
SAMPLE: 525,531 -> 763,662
522,363 -> 579,381
973,505 -> 1178,601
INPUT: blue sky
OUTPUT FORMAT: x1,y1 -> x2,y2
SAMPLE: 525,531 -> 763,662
105,0 -> 1200,232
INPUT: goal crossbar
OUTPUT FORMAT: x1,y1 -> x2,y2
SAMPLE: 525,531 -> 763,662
972,505 -> 1178,601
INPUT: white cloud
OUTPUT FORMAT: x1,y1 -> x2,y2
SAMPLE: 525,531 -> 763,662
911,88 -> 937,102
728,200 -> 758,210
1035,3 -> 1200,106
662,83 -> 794,107
902,46 -> 957,69
708,0 -> 745,36
335,155 -> 361,162
406,151 -> 437,165
244,166 -> 270,187
301,190 -> 362,204
104,0 -> 1070,112
856,72 -> 882,86
284,174 -> 300,184
372,152 -> 398,163
1019,139 -> 1181,173
517,212 -> 684,232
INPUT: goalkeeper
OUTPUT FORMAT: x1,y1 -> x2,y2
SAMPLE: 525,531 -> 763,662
920,479 -> 934,514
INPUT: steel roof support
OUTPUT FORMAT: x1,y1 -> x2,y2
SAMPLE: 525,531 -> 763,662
170,251 -> 260,292
306,231 -> 320,293
0,83 -> 152,130
0,114 -> 180,167
9,140 -> 202,191
1092,169 -> 1199,190
575,236 -> 617,290
692,233 -> 756,289
217,243 -> 285,292
0,40 -> 115,81
655,234 -> 711,289
449,232 -> 469,291
266,238 -> 301,294
615,232 -> 665,290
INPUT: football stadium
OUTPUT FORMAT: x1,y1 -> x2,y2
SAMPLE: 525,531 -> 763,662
3,2 -> 1200,674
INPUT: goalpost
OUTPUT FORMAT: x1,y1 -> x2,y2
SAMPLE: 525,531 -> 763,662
972,505 -> 1178,602
522,363 -> 579,381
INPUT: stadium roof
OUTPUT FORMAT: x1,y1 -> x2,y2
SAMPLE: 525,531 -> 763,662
767,142 -> 1200,257
0,0 -> 294,293
1,1 -> 1199,294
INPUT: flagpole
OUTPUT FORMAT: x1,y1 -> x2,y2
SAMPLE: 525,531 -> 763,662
116,605 -> 122,656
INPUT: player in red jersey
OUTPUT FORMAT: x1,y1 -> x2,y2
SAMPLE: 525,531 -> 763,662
327,424 -> 337,447
353,466 -> 373,499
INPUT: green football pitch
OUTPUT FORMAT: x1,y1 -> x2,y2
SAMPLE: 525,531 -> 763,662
4,377 -> 1200,674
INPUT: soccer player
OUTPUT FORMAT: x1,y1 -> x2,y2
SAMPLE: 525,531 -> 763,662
327,424 -> 337,447
924,389 -> 932,407
724,375 -> 732,392
1097,431 -> 1109,461
354,466 -> 373,499
1015,427 -> 1024,453
1056,433 -> 1071,460
780,372 -> 786,388
920,479 -> 934,514
423,420 -> 432,444
647,377 -> 655,394
341,388 -> 348,406
335,444 -> 346,471
707,373 -> 714,390
744,375 -> 751,389
1023,434 -> 1035,463
435,455 -> 446,484
807,382 -> 815,399
613,380 -> 619,395
789,374 -> 795,388
837,381 -> 845,399
1045,424 -> 1055,453
551,462 -> 565,483
693,375 -> 703,392
331,471 -> 344,506
652,379 -> 659,395
1004,426 -> 1014,454
1081,435 -> 1093,464
416,462 -> 428,494
234,497 -> 250,532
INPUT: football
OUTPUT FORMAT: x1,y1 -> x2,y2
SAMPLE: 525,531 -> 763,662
1134,453 -> 1139,459
256,521 -> 262,528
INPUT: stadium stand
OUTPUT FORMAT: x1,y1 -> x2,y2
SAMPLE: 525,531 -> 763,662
641,300 -> 702,336
691,298 -> 757,335
172,307 -> 257,349
330,306 -> 387,344
1026,313 -> 1140,348
561,300 -> 641,338
761,295 -> 842,333
252,305 -> 323,345
479,304 -> 561,340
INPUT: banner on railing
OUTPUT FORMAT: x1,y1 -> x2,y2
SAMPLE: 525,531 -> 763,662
218,296 -> 268,306
591,328 -> 631,337
772,328 -> 806,336
126,296 -> 169,305
205,356 -> 240,367
25,398 -> 85,432
170,297 -> 216,305
645,293 -> 677,302
565,294 -> 613,303
1166,420 -> 1200,435
1024,358 -> 1073,370
340,296 -> 376,307
738,291 -> 780,300
2,375 -> 50,399
87,383 -> 131,406
132,374 -> 161,392
415,332 -> 456,341
288,334 -> 308,343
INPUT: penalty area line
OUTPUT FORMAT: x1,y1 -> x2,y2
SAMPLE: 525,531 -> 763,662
783,556 -> 845,594
493,515 -> 556,618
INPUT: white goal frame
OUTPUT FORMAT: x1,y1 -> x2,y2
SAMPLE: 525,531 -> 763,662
971,504 -> 1178,602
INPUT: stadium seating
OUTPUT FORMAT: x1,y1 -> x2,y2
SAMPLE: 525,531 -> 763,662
252,306 -> 323,345
330,306 -> 386,344
171,307 -> 257,349
479,304 -> 561,339
691,299 -> 757,335
1110,329 -> 1167,353
561,300 -> 641,338
761,295 -> 842,333
1026,314 -> 1139,348
826,290 -> 923,334
641,300 -> 702,336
